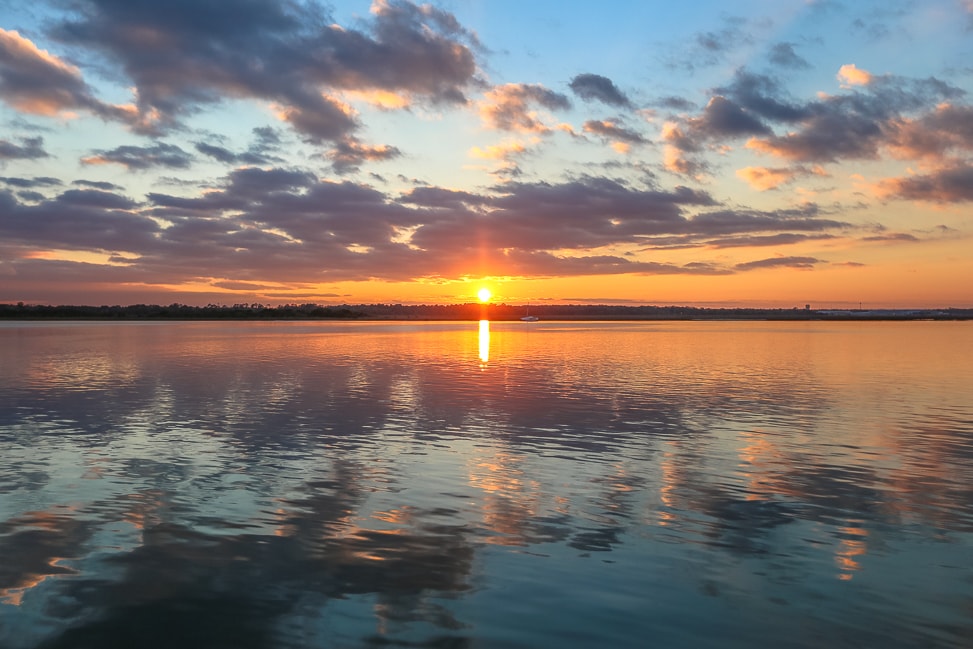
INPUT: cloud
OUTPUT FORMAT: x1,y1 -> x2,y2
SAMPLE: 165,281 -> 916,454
569,73 -> 632,107
661,95 -> 770,174
0,136 -> 49,160
195,142 -> 243,165
0,162 -> 866,292
768,42 -> 810,69
718,70 -> 809,123
73,179 -> 122,191
48,0 -> 481,141
693,96 -> 771,138
735,256 -> 824,271
0,186 -> 156,252
874,163 -> 973,203
861,232 -> 920,242
81,143 -> 194,170
326,137 -> 402,174
583,120 -> 646,153
837,63 -> 872,87
743,71 -> 963,163
709,67 -> 969,170
886,103 -> 973,160
706,233 -> 835,249
0,175 -> 61,188
736,165 -> 827,191
478,83 -> 571,133
656,96 -> 696,111
195,141 -> 280,166
55,188 -> 138,210
667,16 -> 755,71
0,28 -> 135,125
689,206 -> 848,236
469,140 -> 528,160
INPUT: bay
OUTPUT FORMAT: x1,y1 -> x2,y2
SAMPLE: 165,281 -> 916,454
1,320 -> 971,648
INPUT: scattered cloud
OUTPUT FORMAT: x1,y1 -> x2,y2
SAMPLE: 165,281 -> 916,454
469,140 -> 529,160
569,73 -> 632,107
735,256 -> 824,271
837,63 -> 873,87
46,0 -> 481,139
0,28 -> 135,125
0,136 -> 49,160
736,165 -> 827,191
874,163 -> 973,203
0,175 -> 61,187
583,120 -> 646,152
81,143 -> 194,170
326,137 -> 402,174
768,42 -> 810,69
478,83 -> 571,133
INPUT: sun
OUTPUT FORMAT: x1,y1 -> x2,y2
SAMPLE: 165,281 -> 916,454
477,287 -> 492,303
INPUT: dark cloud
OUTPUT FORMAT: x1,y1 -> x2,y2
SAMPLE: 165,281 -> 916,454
0,187 -> 158,252
73,179 -> 122,190
0,165 -> 861,291
0,136 -> 49,160
195,142 -> 239,164
0,175 -> 61,188
569,73 -> 632,107
735,256 -> 824,271
195,141 -> 279,166
583,120 -> 646,145
657,96 -> 696,111
400,187 -> 489,210
693,96 -> 771,137
744,72 -> 965,163
706,233 -> 835,249
81,143 -> 194,170
195,127 -> 286,166
689,207 -> 849,235
56,188 -> 138,210
888,104 -> 973,159
861,232 -> 920,242
767,42 -> 810,69
718,71 -> 808,123
0,27 -> 135,126
49,0 -> 480,140
17,190 -> 45,202
326,137 -> 402,175
252,126 -> 282,148
877,164 -> 973,203
662,95 -> 770,172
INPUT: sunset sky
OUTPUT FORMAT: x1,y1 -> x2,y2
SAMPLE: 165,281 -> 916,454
1,0 -> 971,308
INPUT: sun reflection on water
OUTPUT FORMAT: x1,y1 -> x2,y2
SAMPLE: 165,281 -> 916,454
478,319 -> 490,365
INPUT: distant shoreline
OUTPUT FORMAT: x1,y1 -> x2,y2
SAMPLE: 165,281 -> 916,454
3,303 -> 971,321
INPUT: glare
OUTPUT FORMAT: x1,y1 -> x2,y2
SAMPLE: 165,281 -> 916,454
478,319 -> 490,364
477,288 -> 492,303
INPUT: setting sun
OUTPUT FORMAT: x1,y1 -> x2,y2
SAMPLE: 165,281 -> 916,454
477,288 -> 492,303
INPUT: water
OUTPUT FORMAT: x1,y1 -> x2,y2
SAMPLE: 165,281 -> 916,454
1,320 -> 971,648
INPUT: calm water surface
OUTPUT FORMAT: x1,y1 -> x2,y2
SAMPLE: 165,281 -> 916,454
1,320 -> 971,648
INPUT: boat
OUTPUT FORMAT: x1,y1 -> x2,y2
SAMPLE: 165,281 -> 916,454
521,303 -> 539,322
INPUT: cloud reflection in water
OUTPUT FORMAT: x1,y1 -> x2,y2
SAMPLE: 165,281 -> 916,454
0,321 -> 971,648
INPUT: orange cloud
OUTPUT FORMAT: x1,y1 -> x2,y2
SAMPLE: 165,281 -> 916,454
343,89 -> 411,110
737,165 -> 828,191
837,63 -> 872,87
478,83 -> 570,133
469,141 -> 528,160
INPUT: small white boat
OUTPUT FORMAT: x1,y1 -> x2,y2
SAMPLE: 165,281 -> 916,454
521,303 -> 539,322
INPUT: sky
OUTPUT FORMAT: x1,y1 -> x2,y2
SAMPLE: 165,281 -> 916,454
0,0 -> 971,308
